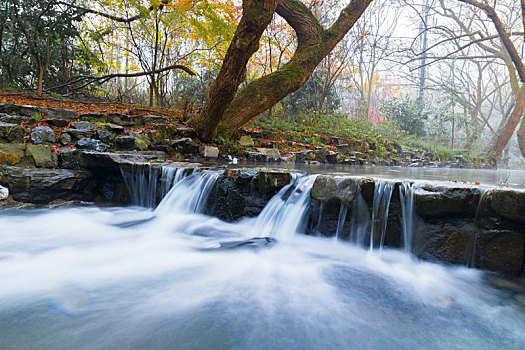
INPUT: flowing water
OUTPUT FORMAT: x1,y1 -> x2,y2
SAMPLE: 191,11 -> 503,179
1,168 -> 524,349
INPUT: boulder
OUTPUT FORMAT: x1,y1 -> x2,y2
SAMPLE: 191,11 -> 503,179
0,184 -> 8,200
239,135 -> 254,147
256,148 -> 281,161
96,128 -> 116,144
60,133 -> 72,145
62,128 -> 96,139
414,184 -> 481,219
131,133 -> 151,151
169,138 -> 199,155
0,164 -> 94,203
0,143 -> 25,165
0,113 -> 28,125
71,121 -> 98,130
106,113 -> 135,126
311,175 -> 358,206
31,126 -> 56,144
79,151 -> 167,174
116,136 -> 136,150
489,189 -> 525,226
199,146 -> 219,158
475,230 -> 525,274
0,122 -> 24,142
76,138 -> 109,152
26,144 -> 57,168
412,220 -> 478,266
58,148 -> 79,169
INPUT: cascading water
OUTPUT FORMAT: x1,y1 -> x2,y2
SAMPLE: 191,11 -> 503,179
155,169 -> 221,216
400,182 -> 415,253
468,187 -> 491,267
252,174 -> 317,240
120,164 -> 159,208
335,204 -> 348,239
369,181 -> 395,250
348,185 -> 371,246
1,171 -> 524,349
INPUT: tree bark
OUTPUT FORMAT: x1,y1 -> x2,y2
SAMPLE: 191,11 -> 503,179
37,64 -> 44,95
217,0 -> 372,136
192,0 -> 280,141
488,86 -> 525,157
194,0 -> 372,141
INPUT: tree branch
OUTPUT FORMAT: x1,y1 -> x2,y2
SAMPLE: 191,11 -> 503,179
55,1 -> 143,23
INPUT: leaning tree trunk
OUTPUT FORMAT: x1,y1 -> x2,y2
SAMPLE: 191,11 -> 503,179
194,0 -> 373,141
192,0 -> 280,141
487,86 -> 525,158
517,112 -> 525,158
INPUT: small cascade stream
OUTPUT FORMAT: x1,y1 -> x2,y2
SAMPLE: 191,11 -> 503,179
1,167 -> 524,349
400,182 -> 415,253
370,181 -> 395,250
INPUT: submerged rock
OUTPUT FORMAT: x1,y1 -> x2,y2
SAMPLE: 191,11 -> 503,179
200,237 -> 276,251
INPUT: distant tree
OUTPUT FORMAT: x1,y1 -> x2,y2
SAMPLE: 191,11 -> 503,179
5,0 -> 84,95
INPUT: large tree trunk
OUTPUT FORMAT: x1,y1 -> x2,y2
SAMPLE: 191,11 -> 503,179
192,0 -> 280,141
487,86 -> 525,158
194,0 -> 372,141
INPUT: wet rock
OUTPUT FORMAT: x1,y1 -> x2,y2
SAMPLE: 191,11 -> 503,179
311,175 -> 358,206
76,138 -> 109,152
60,133 -> 72,145
489,189 -> 525,226
79,151 -> 167,174
293,151 -> 307,164
96,128 -> 116,144
71,121 -> 97,130
0,143 -> 25,165
199,146 -> 219,158
315,149 -> 327,163
169,138 -> 199,155
0,184 -> 8,200
62,128 -> 96,140
326,152 -> 338,164
246,152 -> 268,162
414,184 -> 481,219
58,148 -> 79,169
0,113 -> 28,124
31,126 -> 56,144
116,135 -> 135,150
26,144 -> 58,168
132,133 -> 151,151
0,164 -> 94,204
256,148 -> 281,161
176,126 -> 196,138
39,107 -> 77,121
412,220 -> 477,266
0,122 -> 24,142
475,230 -> 525,274
336,144 -> 351,155
106,113 -> 135,126
239,135 -> 254,147
142,115 -> 167,124
206,237 -> 276,250
105,123 -> 125,134
205,169 -> 292,221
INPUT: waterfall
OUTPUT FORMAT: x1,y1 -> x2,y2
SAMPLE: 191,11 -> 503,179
348,188 -> 371,246
253,174 -> 317,240
468,188 -> 491,267
335,204 -> 348,239
369,181 -> 395,251
160,166 -> 187,197
155,170 -> 221,216
399,182 -> 415,253
120,164 -> 159,208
